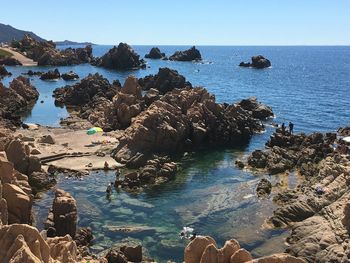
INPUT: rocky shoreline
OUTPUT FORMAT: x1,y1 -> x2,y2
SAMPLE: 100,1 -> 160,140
0,44 -> 349,262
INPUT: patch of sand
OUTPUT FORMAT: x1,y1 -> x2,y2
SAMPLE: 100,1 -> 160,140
16,125 -> 122,171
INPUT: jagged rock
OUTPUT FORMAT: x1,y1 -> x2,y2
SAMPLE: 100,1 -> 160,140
239,55 -> 271,69
28,172 -> 55,194
112,87 -> 268,168
51,189 -> 77,238
256,178 -> 272,197
47,235 -> 78,263
106,249 -> 128,263
138,67 -> 192,94
96,42 -> 146,70
0,65 -> 11,77
13,34 -> 94,66
74,227 -> 93,247
169,46 -> 202,61
120,244 -> 142,262
23,70 -> 43,76
54,73 -> 118,106
239,97 -> 273,119
0,224 -> 51,263
338,126 -> 350,137
40,69 -> 60,80
266,155 -> 350,262
0,77 -> 39,123
247,131 -> 335,175
145,47 -> 166,59
62,71 -> 79,81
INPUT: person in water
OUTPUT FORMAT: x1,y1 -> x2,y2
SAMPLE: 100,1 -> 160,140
106,183 -> 112,195
289,122 -> 294,134
115,168 -> 121,179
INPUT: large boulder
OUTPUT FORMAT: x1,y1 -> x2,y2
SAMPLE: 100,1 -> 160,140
256,178 -> 272,197
184,236 -> 306,263
54,73 -> 118,106
40,69 -> 60,80
184,236 -> 217,263
145,47 -> 166,59
0,224 -> 51,263
51,189 -> 77,238
169,46 -> 202,61
62,71 -> 79,81
97,42 -> 146,70
0,77 -> 39,121
238,97 -> 273,119
239,55 -> 271,69
2,183 -> 32,224
5,139 -> 42,175
138,67 -> 192,94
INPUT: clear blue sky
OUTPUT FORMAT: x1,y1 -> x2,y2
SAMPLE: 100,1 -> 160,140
1,0 -> 350,45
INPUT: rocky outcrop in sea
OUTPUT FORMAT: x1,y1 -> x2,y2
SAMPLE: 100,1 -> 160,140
145,47 -> 167,59
169,46 -> 202,61
12,34 -> 94,66
138,67 -> 192,94
0,76 -> 39,127
40,68 -> 61,80
94,42 -> 146,70
239,55 -> 271,69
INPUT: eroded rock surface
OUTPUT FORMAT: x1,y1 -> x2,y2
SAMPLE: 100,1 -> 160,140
12,34 -> 93,66
95,42 -> 146,70
145,47 -> 167,59
169,46 -> 202,61
184,236 -> 306,263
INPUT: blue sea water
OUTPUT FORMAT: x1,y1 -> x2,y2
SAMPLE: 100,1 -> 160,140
2,46 -> 350,262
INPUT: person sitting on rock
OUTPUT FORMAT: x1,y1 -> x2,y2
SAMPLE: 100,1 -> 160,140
289,122 -> 294,134
104,161 -> 109,171
281,123 -> 286,135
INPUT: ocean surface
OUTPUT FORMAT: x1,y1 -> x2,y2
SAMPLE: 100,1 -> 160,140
2,46 -> 350,262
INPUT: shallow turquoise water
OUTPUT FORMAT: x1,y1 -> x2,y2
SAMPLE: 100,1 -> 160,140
3,46 -> 349,262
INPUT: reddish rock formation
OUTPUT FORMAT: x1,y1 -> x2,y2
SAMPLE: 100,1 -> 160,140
184,236 -> 306,263
12,34 -> 93,66
46,189 -> 77,238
